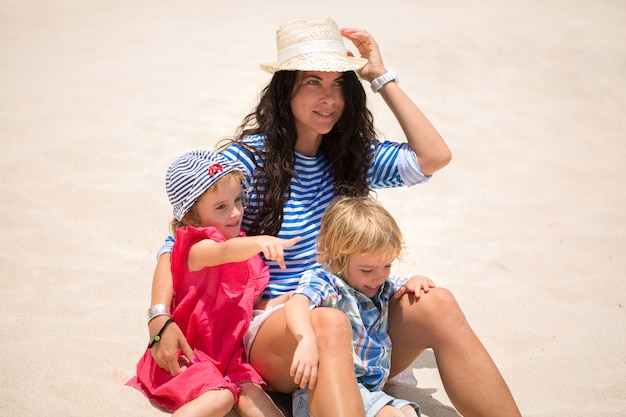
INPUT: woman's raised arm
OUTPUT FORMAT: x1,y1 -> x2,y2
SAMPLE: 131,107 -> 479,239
341,27 -> 452,175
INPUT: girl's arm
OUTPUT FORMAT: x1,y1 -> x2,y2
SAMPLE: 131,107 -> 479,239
284,293 -> 319,389
188,235 -> 300,271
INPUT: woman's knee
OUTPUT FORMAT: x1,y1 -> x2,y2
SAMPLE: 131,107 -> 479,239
422,287 -> 461,316
398,286 -> 461,318
311,307 -> 351,329
310,308 -> 352,346
389,286 -> 469,343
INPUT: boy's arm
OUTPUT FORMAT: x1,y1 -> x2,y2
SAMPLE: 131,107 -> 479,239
285,293 -> 319,389
285,293 -> 316,342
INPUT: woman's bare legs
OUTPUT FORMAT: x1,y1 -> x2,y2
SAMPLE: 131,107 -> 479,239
235,383 -> 285,417
172,389 -> 234,417
249,307 -> 365,417
388,287 -> 522,417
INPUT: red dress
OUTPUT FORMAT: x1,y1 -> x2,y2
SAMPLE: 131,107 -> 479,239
127,226 -> 269,412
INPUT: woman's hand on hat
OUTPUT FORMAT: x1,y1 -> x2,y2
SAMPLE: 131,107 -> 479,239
340,27 -> 387,83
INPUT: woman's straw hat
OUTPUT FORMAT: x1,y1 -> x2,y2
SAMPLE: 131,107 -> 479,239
260,17 -> 368,74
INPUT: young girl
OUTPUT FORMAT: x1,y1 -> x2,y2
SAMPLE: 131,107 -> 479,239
127,150 -> 298,417
285,196 -> 435,417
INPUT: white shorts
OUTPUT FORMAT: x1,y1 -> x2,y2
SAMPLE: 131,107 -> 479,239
243,303 -> 286,358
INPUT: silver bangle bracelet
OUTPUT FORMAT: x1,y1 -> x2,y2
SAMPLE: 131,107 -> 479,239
148,313 -> 170,324
147,303 -> 169,322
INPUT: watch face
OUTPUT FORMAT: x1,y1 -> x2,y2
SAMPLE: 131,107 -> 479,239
371,71 -> 397,93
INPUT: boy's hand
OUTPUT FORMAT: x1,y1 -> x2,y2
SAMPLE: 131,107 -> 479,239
290,335 -> 319,390
393,275 -> 436,300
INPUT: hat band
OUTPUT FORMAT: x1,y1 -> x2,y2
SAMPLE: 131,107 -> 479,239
277,39 -> 347,62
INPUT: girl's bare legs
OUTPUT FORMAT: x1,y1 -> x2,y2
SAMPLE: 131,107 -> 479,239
249,307 -> 365,417
388,287 -> 522,417
235,383 -> 285,417
172,389 -> 234,417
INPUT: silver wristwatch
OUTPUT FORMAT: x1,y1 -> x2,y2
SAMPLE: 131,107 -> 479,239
370,70 -> 399,93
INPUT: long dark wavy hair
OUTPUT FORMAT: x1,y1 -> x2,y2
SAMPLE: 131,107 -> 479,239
218,70 -> 377,236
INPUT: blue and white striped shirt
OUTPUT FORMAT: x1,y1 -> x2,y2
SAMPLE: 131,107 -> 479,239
159,134 -> 429,298
295,268 -> 408,391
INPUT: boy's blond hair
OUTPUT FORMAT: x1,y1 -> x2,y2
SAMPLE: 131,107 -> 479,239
317,196 -> 404,279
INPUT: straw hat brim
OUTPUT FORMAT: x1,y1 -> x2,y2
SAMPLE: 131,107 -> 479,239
260,52 -> 368,74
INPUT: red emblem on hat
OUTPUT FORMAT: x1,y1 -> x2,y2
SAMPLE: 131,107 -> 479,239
208,163 -> 223,177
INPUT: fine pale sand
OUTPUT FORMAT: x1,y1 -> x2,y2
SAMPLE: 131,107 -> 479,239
1,1 -> 625,416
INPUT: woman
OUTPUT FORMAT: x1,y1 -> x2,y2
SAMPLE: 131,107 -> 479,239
147,17 -> 521,417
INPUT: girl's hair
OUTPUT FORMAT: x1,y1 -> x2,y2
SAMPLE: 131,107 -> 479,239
218,70 -> 377,236
317,196 -> 403,279
169,170 -> 245,235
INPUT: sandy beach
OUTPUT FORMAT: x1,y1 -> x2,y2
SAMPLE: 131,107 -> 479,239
1,0 -> 625,416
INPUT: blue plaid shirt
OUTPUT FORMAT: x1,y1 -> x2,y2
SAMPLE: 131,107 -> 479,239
294,269 -> 408,391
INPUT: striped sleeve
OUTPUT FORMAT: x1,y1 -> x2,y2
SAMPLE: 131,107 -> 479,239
368,141 -> 431,188
294,270 -> 339,307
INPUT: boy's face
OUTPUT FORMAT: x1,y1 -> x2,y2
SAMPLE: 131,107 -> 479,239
345,251 -> 394,299
194,176 -> 244,239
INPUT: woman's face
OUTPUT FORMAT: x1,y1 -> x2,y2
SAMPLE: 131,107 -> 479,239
290,71 -> 345,143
